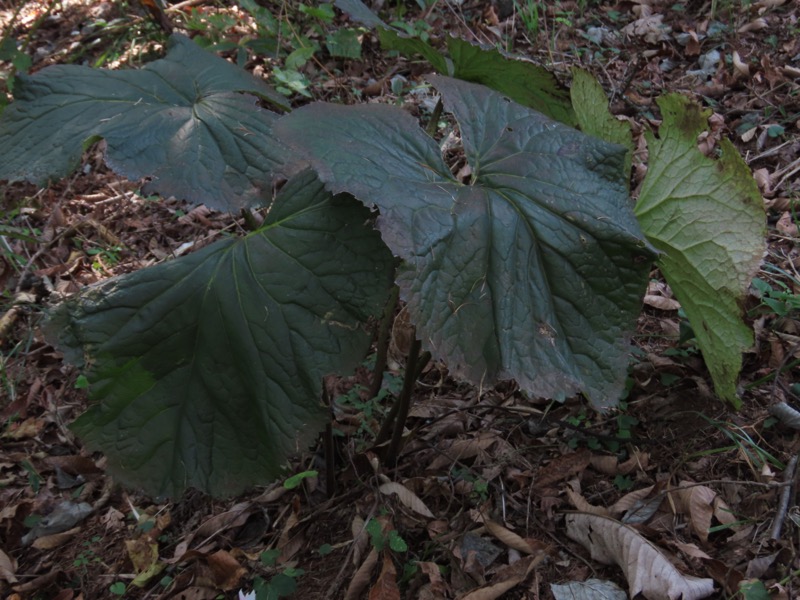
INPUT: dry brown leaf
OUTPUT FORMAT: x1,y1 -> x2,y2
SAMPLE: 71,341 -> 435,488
712,495 -> 738,528
591,451 -> 650,475
191,502 -> 256,545
738,18 -> 768,33
459,555 -> 538,600
368,551 -> 401,600
776,212 -> 798,237
622,14 -> 672,44
671,483 -> 715,541
732,51 -> 750,77
0,548 -> 17,584
418,561 -> 449,596
207,549 -> 245,591
643,294 -> 681,311
31,526 -> 82,550
535,449 -> 591,488
125,538 -> 159,573
351,515 -> 369,566
427,433 -> 498,470
610,485 -> 656,516
565,513 -> 715,600
753,168 -> 773,194
379,482 -> 435,518
671,541 -> 713,560
483,520 -> 535,554
344,547 -> 379,600
671,482 -> 736,542
4,417 -> 44,440
565,487 -> 610,516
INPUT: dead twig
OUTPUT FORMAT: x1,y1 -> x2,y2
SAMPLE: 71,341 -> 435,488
771,453 -> 798,540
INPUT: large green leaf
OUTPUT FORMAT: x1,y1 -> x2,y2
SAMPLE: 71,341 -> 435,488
447,38 -> 575,126
570,68 -> 633,183
0,34 -> 289,212
635,95 -> 765,406
378,29 -> 449,74
276,77 -> 654,407
49,170 -> 394,497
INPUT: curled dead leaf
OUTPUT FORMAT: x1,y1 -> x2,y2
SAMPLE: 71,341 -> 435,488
776,212 -> 799,237
610,485 -> 656,516
31,526 -> 82,550
344,547 -> 379,600
738,18 -> 768,33
732,51 -> 750,77
565,486 -> 610,516
644,294 -> 681,311
483,520 -> 535,554
566,512 -> 716,600
207,549 -> 246,591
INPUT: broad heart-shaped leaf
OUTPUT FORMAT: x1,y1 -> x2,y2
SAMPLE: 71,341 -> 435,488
635,95 -> 765,406
276,76 -> 654,408
0,34 -> 289,212
49,170 -> 394,497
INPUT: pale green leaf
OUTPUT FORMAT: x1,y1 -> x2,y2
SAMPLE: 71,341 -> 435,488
570,68 -> 634,183
635,94 -> 765,405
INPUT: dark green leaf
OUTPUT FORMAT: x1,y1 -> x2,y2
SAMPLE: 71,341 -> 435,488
0,34 -> 290,212
326,28 -> 363,59
378,29 -> 449,74
334,0 -> 389,29
269,573 -> 299,596
49,170 -> 394,497
276,77 -> 653,407
447,38 -> 575,126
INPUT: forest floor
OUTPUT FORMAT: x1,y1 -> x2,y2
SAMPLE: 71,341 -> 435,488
1,0 -> 800,599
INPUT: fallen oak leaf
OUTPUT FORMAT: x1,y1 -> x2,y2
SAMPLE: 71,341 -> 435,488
565,512 -> 715,600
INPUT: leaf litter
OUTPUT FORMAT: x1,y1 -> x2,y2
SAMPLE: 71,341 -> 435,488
1,0 -> 799,598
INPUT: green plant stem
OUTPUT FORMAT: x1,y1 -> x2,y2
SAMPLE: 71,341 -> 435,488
375,346 -> 430,447
367,286 -> 399,401
322,383 -> 336,498
425,98 -> 443,137
240,208 -> 260,231
384,336 -> 425,468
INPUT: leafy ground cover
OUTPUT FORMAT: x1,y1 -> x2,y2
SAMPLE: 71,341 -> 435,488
1,0 -> 799,598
